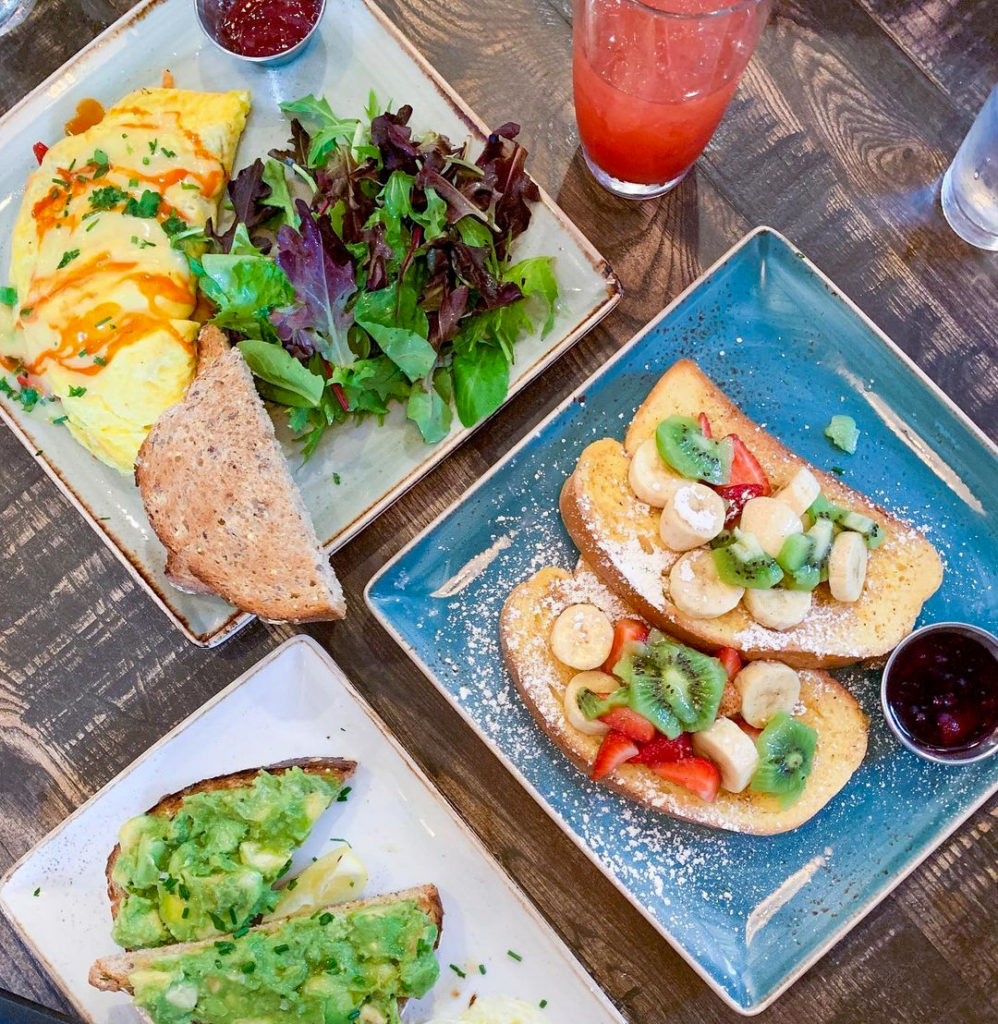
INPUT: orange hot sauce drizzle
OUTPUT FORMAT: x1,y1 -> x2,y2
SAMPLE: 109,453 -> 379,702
64,98 -> 106,137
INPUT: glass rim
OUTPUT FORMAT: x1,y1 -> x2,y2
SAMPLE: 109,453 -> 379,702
602,0 -> 770,20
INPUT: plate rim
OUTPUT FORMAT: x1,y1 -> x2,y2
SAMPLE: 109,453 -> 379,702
0,634 -> 630,1024
363,223 -> 998,1013
0,0 -> 621,647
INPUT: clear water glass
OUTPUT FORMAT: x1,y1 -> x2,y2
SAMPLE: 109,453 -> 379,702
941,84 -> 998,251
0,0 -> 35,36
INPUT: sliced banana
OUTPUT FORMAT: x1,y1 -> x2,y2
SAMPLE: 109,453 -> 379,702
628,438 -> 682,507
563,671 -> 620,735
691,717 -> 759,793
550,603 -> 614,669
744,587 -> 812,630
658,482 -> 726,552
669,549 -> 744,619
734,660 -> 801,728
738,496 -> 803,558
828,530 -> 868,602
774,467 -> 821,517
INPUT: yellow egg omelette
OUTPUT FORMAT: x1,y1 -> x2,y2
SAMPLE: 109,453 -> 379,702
0,87 -> 251,472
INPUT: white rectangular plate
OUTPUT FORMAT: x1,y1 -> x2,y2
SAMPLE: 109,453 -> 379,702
0,0 -> 619,646
0,636 -> 627,1024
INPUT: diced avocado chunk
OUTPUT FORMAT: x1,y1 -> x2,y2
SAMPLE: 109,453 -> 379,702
112,768 -> 343,949
824,414 -> 859,454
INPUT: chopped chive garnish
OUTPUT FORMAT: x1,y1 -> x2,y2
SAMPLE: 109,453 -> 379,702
95,316 -> 112,328
52,415 -> 67,425
67,385 -> 86,397
478,964 -> 486,975
180,181 -> 200,190
181,906 -> 190,919
336,786 -> 352,802
85,218 -> 100,232
20,306 -> 34,317
287,878 -> 298,891
318,912 -> 333,926
539,999 -> 547,1009
161,147 -> 176,158
233,926 -> 249,938
179,882 -> 190,900
57,249 -> 80,269
228,907 -> 237,924
347,1012 -> 360,1022
214,941 -> 236,955
449,964 -> 466,978
94,355 -> 107,365
274,944 -> 289,954
507,950 -> 522,961
33,888 -> 40,897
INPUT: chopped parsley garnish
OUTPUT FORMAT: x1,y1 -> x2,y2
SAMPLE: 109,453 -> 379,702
539,1000 -> 548,1009
336,786 -> 352,802
478,964 -> 486,975
449,964 -> 466,978
507,949 -> 523,961
332,472 -> 341,485
214,941 -> 236,955
124,190 -> 161,218
142,156 -> 151,166
0,286 -> 15,306
89,185 -> 128,210
274,944 -> 290,954
128,177 -> 139,187
20,307 -> 34,317
0,378 -> 13,397
57,249 -> 80,269
318,912 -> 333,926
77,348 -> 87,357
162,214 -> 187,236
17,387 -> 41,410
90,149 -> 110,178
67,385 -> 87,398
52,415 -> 67,425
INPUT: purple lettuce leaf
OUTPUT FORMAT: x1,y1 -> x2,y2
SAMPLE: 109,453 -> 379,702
370,104 -> 419,173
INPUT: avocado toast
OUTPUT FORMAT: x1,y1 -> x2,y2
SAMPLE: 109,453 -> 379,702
106,758 -> 355,950
90,885 -> 443,1024
560,360 -> 943,668
500,561 -> 868,834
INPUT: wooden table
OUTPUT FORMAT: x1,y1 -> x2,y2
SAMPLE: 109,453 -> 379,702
1,1 -> 996,1021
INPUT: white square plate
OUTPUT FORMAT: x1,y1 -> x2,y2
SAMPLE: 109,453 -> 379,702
0,636 -> 627,1024
0,0 -> 619,646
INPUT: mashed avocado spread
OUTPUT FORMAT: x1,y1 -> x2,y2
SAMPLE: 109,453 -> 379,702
129,900 -> 439,1024
112,768 -> 343,949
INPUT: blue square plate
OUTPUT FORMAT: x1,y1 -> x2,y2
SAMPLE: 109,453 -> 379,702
365,227 -> 998,1014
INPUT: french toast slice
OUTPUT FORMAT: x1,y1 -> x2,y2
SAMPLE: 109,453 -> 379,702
499,561 -> 869,834
560,360 -> 942,669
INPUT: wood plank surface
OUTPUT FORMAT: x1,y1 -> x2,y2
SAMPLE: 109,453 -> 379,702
0,0 -> 996,1021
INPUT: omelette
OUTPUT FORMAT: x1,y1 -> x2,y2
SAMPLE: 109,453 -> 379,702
0,87 -> 250,472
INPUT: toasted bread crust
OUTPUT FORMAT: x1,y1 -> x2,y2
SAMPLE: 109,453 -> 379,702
89,884 -> 443,993
136,326 -> 346,623
560,360 -> 943,669
105,758 -> 356,924
499,561 -> 869,834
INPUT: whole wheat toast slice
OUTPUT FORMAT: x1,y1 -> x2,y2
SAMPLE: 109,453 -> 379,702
105,758 -> 355,924
90,884 -> 443,994
500,561 -> 869,834
136,325 -> 346,622
560,360 -> 943,669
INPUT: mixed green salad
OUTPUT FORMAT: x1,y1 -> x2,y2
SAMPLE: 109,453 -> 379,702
176,93 -> 558,452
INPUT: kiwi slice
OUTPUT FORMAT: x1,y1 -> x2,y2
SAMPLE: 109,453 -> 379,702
655,415 -> 733,485
807,495 -> 885,549
578,687 -> 630,721
777,519 -> 834,591
750,712 -> 818,808
615,640 -> 726,737
712,529 -> 784,589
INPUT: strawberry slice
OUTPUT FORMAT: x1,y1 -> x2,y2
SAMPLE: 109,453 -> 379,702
603,618 -> 649,675
651,757 -> 722,802
716,646 -> 743,682
600,707 -> 656,744
722,435 -> 770,494
698,411 -> 713,439
591,731 -> 639,781
629,732 -> 693,765
715,482 -> 767,527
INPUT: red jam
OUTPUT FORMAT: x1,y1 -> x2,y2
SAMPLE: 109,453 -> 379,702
217,0 -> 321,57
886,629 -> 998,751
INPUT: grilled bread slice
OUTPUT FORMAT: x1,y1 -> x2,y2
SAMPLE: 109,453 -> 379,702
90,884 -> 443,1008
500,561 -> 868,834
106,758 -> 356,924
136,325 -> 346,622
560,360 -> 942,669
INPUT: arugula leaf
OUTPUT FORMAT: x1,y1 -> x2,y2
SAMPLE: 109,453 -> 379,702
407,377 -> 452,443
505,256 -> 558,335
353,284 -> 435,381
201,252 -> 295,338
452,343 -> 509,427
455,216 -> 495,248
261,159 -> 299,228
237,339 -> 324,406
410,187 -> 448,241
281,95 -> 362,167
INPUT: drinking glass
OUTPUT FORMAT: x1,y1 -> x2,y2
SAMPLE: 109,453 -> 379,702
941,84 -> 998,251
0,0 -> 35,36
573,0 -> 771,199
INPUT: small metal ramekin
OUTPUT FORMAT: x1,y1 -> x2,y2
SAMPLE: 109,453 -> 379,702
194,0 -> 326,67
881,621 -> 998,766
